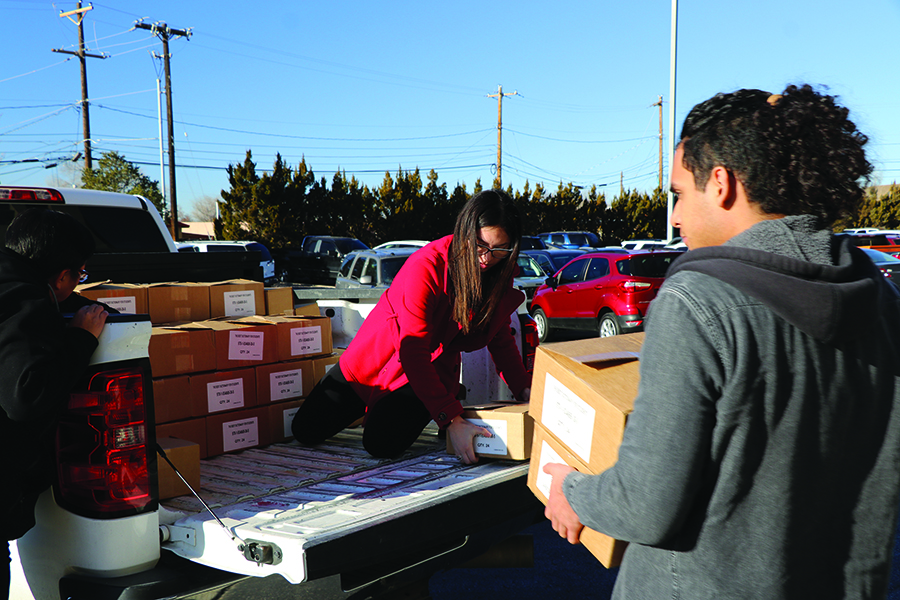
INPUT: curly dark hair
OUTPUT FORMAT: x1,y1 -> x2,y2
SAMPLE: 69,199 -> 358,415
679,84 -> 872,226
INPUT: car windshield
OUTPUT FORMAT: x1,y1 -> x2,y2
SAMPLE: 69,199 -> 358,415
335,238 -> 369,254
381,256 -> 410,284
516,256 -> 544,278
550,252 -> 585,270
618,253 -> 679,277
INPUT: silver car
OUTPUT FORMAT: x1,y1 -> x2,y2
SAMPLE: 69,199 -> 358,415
335,248 -> 418,288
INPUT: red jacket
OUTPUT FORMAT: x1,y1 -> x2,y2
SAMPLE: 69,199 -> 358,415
339,235 -> 530,428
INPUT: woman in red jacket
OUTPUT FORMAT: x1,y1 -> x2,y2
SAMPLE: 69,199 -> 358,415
292,190 -> 532,463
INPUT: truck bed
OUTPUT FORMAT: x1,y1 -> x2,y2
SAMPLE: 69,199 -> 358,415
156,426 -> 538,590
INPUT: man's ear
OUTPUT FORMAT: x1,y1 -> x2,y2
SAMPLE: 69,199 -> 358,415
709,166 -> 738,209
47,269 -> 69,294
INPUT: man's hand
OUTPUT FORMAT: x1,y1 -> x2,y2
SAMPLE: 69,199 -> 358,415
447,415 -> 491,464
543,462 -> 584,544
69,303 -> 108,339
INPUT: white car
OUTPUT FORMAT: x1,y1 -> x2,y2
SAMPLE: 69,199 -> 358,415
177,240 -> 275,284
372,239 -> 430,250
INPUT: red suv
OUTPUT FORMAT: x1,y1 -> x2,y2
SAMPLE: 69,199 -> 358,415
530,250 -> 681,341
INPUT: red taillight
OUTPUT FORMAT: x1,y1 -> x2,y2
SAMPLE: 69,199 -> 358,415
56,368 -> 155,517
618,280 -> 653,293
519,315 -> 539,374
0,186 -> 64,202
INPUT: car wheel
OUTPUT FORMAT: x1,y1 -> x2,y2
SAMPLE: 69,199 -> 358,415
598,313 -> 620,337
532,308 -> 552,343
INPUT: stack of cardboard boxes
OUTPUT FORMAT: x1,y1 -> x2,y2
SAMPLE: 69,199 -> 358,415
525,332 -> 644,568
76,279 -> 341,498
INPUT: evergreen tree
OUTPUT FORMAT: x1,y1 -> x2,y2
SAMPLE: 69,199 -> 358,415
81,151 -> 167,220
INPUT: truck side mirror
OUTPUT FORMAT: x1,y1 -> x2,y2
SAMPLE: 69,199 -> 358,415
359,275 -> 373,286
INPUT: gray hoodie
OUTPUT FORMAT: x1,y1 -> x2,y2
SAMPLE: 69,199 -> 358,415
564,215 -> 900,600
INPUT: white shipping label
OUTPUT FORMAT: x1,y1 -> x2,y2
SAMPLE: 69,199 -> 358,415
468,418 -> 509,456
207,378 -> 245,413
224,290 -> 257,316
536,440 -> 565,499
223,417 -> 259,452
269,369 -> 303,401
290,326 -> 323,356
283,407 -> 300,438
228,330 -> 264,361
99,295 -> 137,314
542,372 -> 595,462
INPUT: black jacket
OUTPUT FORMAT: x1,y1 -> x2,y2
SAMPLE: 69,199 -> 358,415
0,248 -> 98,540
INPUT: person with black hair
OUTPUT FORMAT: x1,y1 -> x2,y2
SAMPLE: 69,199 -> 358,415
544,85 -> 900,599
0,208 -> 107,599
292,190 -> 531,463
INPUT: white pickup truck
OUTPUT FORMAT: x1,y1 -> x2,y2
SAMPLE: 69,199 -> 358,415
2,186 -> 541,600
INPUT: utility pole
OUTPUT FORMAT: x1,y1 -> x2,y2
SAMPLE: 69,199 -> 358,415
652,96 -> 664,192
52,1 -> 107,171
487,85 -> 518,188
135,19 -> 191,240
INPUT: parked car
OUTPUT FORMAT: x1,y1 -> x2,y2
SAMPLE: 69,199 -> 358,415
522,248 -> 591,276
335,248 -> 418,288
537,231 -> 601,249
513,254 -> 547,305
278,235 -> 370,285
176,240 -> 276,284
530,250 -> 682,342
520,236 -> 550,250
372,239 -> 430,250
842,228 -> 881,235
621,239 -> 669,250
860,248 -> 900,284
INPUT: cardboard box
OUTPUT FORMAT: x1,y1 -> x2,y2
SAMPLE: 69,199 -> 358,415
76,282 -> 148,315
266,315 -> 333,361
152,375 -> 192,424
267,399 -> 304,443
292,301 -> 321,317
312,350 -> 342,383
190,368 -> 257,416
156,437 -> 201,500
156,418 -> 208,458
209,279 -> 265,318
530,333 -> 643,472
255,360 -> 315,403
200,319 -> 279,371
206,407 -> 271,457
265,287 -> 295,316
527,422 -> 628,568
147,283 -> 210,324
446,403 -> 533,460
149,324 -> 217,378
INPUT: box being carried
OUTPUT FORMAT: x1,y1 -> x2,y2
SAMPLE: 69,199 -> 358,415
530,333 -> 642,473
446,403 -> 533,460
527,332 -> 644,568
527,422 -> 628,567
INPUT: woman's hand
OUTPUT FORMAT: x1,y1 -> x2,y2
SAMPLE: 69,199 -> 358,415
447,415 -> 491,464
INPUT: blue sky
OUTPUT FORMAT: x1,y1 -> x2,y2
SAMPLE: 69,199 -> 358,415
3,0 -> 900,219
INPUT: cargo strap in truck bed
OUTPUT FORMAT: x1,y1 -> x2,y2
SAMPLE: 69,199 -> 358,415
159,426 -> 536,586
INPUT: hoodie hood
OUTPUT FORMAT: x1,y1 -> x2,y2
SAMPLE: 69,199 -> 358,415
0,247 -> 45,288
666,217 -> 892,344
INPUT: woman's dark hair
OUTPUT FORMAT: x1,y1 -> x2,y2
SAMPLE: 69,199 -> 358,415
5,208 -> 95,278
679,84 -> 872,226
448,190 -> 522,334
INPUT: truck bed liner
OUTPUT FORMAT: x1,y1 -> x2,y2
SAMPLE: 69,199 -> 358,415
161,426 -> 536,585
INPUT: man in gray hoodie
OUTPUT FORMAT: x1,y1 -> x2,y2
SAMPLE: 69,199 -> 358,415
544,85 -> 900,600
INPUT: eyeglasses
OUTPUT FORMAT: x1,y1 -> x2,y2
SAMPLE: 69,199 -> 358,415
476,242 -> 513,259
77,269 -> 88,283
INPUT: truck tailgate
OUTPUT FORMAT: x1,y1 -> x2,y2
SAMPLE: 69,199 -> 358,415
161,427 -> 536,585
